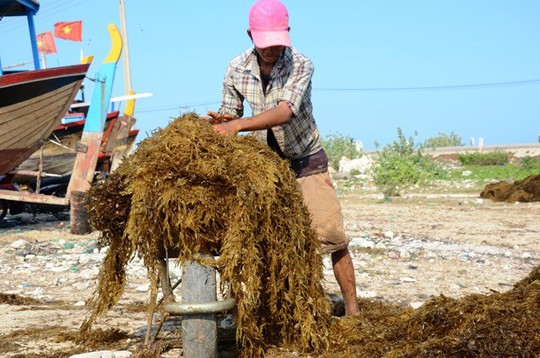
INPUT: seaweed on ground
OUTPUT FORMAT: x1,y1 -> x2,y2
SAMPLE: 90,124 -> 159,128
81,113 -> 330,356
480,174 -> 540,202
327,264 -> 540,357
0,293 -> 41,305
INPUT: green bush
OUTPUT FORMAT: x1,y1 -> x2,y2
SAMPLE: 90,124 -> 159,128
322,132 -> 361,170
518,156 -> 540,171
422,131 -> 464,149
372,128 -> 447,196
458,151 -> 509,166
449,156 -> 539,182
450,163 -> 539,182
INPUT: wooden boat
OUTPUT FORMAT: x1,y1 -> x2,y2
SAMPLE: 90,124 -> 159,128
0,9 -> 124,218
0,0 -> 90,176
16,110 -> 139,177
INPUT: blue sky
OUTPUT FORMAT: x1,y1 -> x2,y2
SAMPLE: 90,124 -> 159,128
2,0 -> 539,150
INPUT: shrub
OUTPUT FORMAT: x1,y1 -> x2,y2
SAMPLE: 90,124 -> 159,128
518,156 -> 540,171
322,132 -> 361,170
372,128 -> 447,196
422,131 -> 464,149
458,151 -> 509,166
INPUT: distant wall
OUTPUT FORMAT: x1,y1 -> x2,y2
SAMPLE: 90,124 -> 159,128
423,143 -> 540,160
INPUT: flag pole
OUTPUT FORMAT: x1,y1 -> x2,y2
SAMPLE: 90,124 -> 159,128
119,0 -> 132,94
41,52 -> 47,69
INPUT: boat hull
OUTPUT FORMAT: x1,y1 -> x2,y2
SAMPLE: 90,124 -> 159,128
0,64 -> 90,176
16,112 -> 138,176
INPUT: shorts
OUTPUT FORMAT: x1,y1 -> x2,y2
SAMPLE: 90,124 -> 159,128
297,171 -> 350,254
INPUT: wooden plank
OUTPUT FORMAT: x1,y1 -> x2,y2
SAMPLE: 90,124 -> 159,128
0,190 -> 69,206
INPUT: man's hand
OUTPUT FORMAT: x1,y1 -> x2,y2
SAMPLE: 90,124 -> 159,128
203,111 -> 237,124
212,120 -> 242,136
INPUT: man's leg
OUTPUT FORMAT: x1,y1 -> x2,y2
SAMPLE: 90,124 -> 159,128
332,247 -> 359,315
297,172 -> 360,316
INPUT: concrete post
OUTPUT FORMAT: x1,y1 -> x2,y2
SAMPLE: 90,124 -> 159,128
181,256 -> 218,357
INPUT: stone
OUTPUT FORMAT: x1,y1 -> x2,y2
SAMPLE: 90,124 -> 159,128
350,237 -> 375,249
399,249 -> 411,259
410,301 -> 424,309
10,239 -> 29,249
399,277 -> 416,283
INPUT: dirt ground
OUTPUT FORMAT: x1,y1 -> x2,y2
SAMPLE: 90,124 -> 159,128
0,180 -> 539,357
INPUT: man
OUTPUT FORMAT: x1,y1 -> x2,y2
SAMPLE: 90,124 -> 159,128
206,0 -> 360,316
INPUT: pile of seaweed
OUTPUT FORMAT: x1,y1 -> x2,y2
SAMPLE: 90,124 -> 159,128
327,265 -> 540,357
0,293 -> 41,305
81,113 -> 330,356
480,174 -> 540,202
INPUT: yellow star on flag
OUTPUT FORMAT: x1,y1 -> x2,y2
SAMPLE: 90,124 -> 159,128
63,25 -> 72,35
37,39 -> 43,48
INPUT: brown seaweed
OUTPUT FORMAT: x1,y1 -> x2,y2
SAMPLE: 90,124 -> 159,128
327,265 -> 540,357
480,174 -> 540,202
82,113 -> 330,356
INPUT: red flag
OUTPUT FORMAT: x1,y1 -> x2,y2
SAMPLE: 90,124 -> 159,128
36,32 -> 57,54
54,21 -> 83,42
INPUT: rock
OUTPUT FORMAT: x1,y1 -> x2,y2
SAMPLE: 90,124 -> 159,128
399,277 -> 416,283
30,287 -> 45,298
350,237 -> 375,249
338,156 -> 373,175
462,170 -> 472,177
399,249 -> 411,259
24,254 -> 36,261
332,171 -> 350,180
10,239 -> 29,249
384,231 -> 394,239
410,301 -> 424,309
459,252 -> 475,260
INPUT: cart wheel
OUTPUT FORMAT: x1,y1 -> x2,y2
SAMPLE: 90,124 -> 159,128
0,200 -> 8,221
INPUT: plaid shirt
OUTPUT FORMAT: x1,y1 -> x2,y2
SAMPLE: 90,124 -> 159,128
219,47 -> 322,160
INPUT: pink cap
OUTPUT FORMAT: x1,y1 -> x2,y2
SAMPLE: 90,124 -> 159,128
249,0 -> 291,48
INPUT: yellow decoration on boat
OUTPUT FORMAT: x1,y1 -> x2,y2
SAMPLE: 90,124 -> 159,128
80,56 -> 94,64
103,24 -> 122,64
124,89 -> 136,116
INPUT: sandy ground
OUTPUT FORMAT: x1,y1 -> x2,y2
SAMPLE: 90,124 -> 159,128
0,181 -> 539,357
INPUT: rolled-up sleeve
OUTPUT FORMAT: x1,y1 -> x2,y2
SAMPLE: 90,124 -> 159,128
219,65 -> 244,118
278,57 -> 314,116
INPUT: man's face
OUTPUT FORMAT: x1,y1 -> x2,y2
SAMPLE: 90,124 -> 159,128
254,45 -> 284,63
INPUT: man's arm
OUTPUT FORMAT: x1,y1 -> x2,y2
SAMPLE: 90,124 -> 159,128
212,101 -> 292,136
